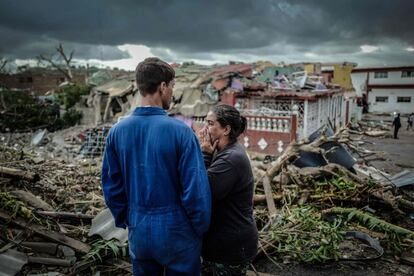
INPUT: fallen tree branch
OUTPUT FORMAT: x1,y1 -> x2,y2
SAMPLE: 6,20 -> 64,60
35,211 -> 94,221
323,207 -> 414,237
0,166 -> 40,182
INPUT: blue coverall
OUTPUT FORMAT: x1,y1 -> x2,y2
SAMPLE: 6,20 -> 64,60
102,107 -> 211,275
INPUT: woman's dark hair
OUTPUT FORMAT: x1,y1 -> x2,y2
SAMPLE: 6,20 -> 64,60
135,57 -> 175,96
213,104 -> 247,144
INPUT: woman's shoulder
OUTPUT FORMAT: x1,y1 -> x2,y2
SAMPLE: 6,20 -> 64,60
221,143 -> 250,164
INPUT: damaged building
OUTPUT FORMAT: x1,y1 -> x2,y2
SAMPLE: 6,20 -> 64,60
85,62 -> 357,156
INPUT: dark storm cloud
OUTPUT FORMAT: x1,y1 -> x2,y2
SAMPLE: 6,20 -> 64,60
0,0 -> 413,63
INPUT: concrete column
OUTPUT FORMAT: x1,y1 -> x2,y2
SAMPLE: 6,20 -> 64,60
303,99 -> 309,138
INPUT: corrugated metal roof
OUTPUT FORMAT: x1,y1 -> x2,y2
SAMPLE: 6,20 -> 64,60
88,208 -> 128,244
211,64 -> 253,77
235,88 -> 343,100
0,249 -> 28,276
391,170 -> 414,188
95,78 -> 134,98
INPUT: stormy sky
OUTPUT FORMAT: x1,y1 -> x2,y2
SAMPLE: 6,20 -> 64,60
0,0 -> 413,69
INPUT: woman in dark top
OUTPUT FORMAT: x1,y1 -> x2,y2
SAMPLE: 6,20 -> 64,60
198,104 -> 258,276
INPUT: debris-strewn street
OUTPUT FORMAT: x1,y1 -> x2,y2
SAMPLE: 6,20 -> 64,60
2,1 -> 414,274
1,111 -> 413,275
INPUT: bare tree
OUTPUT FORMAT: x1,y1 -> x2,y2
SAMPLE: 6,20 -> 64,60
38,43 -> 74,82
0,58 -> 8,110
0,58 -> 8,74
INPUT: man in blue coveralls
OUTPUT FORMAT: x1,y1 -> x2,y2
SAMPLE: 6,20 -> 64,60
101,57 -> 211,275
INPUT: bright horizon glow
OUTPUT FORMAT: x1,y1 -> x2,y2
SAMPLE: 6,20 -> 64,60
360,45 -> 379,53
97,44 -> 154,70
304,52 -> 317,58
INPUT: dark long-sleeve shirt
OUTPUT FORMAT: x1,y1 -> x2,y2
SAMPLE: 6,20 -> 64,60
202,142 -> 258,264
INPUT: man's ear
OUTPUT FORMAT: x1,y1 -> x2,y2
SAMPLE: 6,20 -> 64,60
159,82 -> 167,94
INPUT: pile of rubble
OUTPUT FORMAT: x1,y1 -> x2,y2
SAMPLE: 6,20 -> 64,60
1,124 -> 413,274
0,145 -> 132,275
348,119 -> 392,138
252,126 -> 414,264
0,125 -> 111,161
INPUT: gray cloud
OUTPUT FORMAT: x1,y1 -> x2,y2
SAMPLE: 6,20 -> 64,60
0,0 -> 413,65
0,26 -> 130,60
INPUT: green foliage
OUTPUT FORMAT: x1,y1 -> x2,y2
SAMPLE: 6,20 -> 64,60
329,207 -> 414,253
0,90 -> 83,131
0,192 -> 43,224
83,239 -> 127,263
332,207 -> 414,237
0,91 -> 54,131
267,206 -> 344,263
313,176 -> 358,199
2,90 -> 36,105
52,109 -> 83,130
57,84 -> 90,109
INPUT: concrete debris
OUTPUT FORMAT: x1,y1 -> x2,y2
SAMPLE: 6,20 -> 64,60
31,129 -> 48,147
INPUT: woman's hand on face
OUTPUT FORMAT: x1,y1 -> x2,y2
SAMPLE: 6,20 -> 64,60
197,127 -> 218,154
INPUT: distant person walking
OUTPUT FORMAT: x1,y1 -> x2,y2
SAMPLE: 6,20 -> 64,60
392,113 -> 402,139
407,113 -> 414,131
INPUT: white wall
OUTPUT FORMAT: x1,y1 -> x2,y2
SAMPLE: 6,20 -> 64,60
369,71 -> 414,85
351,72 -> 367,97
306,100 -> 319,136
368,88 -> 414,114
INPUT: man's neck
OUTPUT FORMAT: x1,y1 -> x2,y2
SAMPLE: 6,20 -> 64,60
140,94 -> 163,108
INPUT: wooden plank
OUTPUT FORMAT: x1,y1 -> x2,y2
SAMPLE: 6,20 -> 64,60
35,211 -> 94,221
262,176 -> 277,217
28,256 -> 73,267
0,210 -> 90,254
253,194 -> 282,204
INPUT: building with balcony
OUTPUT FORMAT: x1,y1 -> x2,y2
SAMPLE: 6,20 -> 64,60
351,66 -> 414,114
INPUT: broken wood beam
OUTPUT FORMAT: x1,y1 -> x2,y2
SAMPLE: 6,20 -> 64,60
35,211 -> 94,221
253,194 -> 282,204
28,256 -> 73,267
0,166 -> 40,182
0,210 -> 90,254
262,176 -> 277,217
10,190 -> 53,211
21,241 -> 58,255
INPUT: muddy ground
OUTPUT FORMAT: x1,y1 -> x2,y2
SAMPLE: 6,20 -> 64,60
252,114 -> 414,276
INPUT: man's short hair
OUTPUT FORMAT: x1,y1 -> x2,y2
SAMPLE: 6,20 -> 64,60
135,57 -> 175,96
